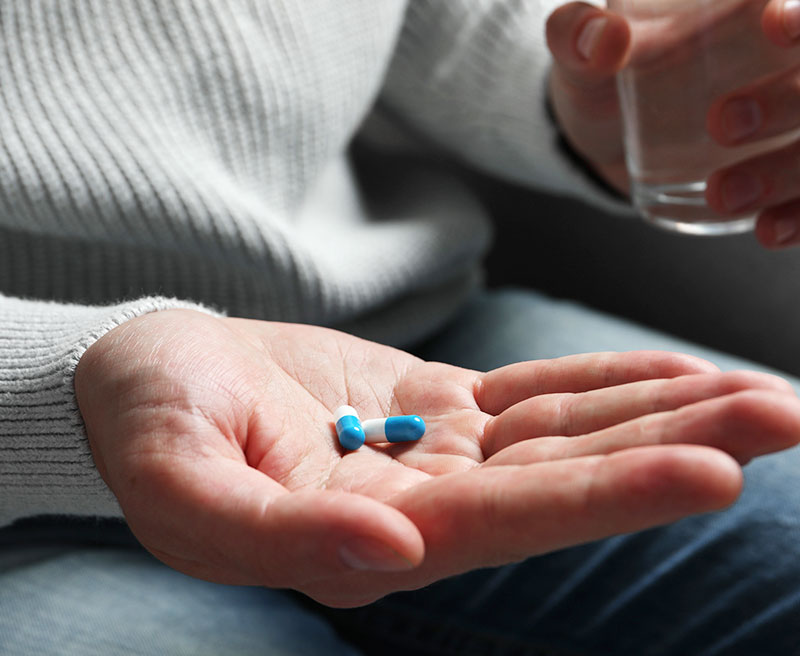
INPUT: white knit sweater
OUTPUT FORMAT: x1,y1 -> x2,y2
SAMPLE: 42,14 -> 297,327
0,0 -> 619,525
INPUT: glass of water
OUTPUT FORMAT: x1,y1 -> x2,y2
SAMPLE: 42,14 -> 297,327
607,0 -> 800,235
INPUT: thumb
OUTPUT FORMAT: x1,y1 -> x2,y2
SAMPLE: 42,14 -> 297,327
546,2 -> 632,88
545,2 -> 632,191
118,456 -> 425,593
761,0 -> 800,48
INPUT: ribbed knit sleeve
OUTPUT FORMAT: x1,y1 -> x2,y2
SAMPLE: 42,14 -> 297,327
0,1 -> 491,347
0,1 -> 494,525
0,295 -> 219,527
380,0 -> 631,213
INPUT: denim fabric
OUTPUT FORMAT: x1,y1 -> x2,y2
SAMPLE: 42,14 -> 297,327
2,288 -> 799,655
0,547 -> 363,656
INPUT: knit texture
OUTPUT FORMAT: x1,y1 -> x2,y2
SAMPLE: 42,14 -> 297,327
0,296 -> 219,525
381,0 -> 630,214
0,0 -> 620,525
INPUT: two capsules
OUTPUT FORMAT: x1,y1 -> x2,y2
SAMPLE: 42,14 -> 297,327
333,405 -> 425,451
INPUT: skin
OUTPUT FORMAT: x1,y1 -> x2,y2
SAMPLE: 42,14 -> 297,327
546,0 -> 800,249
69,2 -> 800,609
75,309 -> 800,607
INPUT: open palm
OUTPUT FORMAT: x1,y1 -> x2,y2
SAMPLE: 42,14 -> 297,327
75,309 -> 800,607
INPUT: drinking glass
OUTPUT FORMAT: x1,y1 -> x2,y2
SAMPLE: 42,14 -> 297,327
608,0 -> 800,234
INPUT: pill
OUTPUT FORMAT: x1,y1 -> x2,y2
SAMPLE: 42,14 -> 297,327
334,405 -> 365,450
362,415 -> 426,443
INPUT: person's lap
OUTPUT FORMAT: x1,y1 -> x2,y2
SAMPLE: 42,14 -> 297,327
2,288 -> 798,655
0,544 -> 362,656
328,289 -> 800,655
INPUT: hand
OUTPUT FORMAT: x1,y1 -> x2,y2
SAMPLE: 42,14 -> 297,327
545,2 -> 632,194
547,1 -> 800,248
75,309 -> 800,607
705,0 -> 800,248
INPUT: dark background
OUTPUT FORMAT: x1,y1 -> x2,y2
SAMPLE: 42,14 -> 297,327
473,173 -> 800,378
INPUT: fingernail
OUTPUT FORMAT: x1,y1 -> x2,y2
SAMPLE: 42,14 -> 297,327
339,537 -> 415,572
721,98 -> 762,142
783,0 -> 800,39
774,218 -> 797,244
577,16 -> 607,61
721,171 -> 764,212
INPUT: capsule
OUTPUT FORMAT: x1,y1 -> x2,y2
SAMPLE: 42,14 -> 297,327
362,415 -> 426,444
334,405 -> 365,450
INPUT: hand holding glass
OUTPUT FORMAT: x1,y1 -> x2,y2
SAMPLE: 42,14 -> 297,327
609,0 -> 800,235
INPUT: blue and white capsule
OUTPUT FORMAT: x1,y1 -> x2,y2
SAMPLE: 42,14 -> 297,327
334,405 -> 365,451
362,415 -> 426,444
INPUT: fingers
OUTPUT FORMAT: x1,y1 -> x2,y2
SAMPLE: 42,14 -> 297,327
706,5 -> 800,249
394,445 -> 742,576
707,67 -> 800,148
546,2 -> 631,85
706,81 -> 800,247
485,388 -> 800,468
545,2 -> 631,192
706,133 -> 800,248
477,351 -> 719,416
762,0 -> 800,48
482,371 -> 795,456
117,454 -> 425,590
706,138 -> 800,219
755,200 -> 800,248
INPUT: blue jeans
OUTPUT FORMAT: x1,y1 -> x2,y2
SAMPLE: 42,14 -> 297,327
2,289 -> 799,655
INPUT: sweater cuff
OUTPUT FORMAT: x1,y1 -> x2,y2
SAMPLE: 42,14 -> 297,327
0,295 -> 222,527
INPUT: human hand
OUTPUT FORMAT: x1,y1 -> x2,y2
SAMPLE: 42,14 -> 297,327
705,0 -> 800,248
545,2 -> 632,194
75,309 -> 800,607
547,1 -> 800,247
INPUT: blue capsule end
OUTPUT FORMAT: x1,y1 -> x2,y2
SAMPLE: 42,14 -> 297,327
336,415 -> 365,450
385,415 -> 425,443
